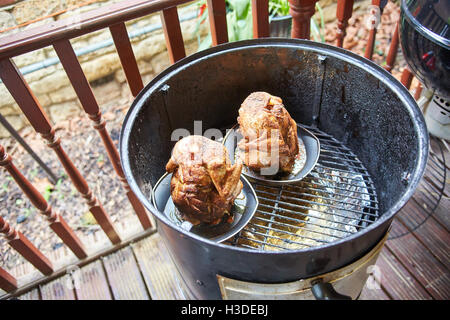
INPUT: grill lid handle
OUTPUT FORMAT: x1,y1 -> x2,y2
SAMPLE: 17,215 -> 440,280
310,280 -> 352,300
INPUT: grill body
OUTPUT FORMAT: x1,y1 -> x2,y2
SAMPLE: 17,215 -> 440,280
120,39 -> 429,299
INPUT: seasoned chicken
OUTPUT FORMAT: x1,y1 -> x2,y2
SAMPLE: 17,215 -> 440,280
166,135 -> 243,225
237,92 -> 299,174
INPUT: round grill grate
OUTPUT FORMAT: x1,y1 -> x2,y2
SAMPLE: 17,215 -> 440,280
225,125 -> 381,251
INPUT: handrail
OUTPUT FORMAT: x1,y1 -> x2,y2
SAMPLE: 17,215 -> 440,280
0,0 -> 193,60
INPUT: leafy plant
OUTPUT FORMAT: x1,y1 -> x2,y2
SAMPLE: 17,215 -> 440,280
226,0 -> 253,42
311,2 -> 325,43
194,0 -> 253,49
43,185 -> 53,202
194,0 -> 326,49
268,0 -> 290,18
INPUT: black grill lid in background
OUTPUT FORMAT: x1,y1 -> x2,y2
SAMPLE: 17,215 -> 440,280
400,0 -> 450,98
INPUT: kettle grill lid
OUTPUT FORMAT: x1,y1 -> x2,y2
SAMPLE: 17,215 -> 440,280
401,0 -> 450,49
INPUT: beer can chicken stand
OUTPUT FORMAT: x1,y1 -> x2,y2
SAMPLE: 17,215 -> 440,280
166,136 -> 243,225
237,92 -> 300,174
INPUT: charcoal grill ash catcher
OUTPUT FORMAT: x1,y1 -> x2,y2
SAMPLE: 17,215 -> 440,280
119,39 -> 429,299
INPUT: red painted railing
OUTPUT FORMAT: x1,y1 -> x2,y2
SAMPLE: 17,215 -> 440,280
0,0 -> 417,295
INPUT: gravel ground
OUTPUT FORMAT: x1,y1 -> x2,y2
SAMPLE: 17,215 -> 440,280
0,0 -> 408,274
0,93 -> 136,272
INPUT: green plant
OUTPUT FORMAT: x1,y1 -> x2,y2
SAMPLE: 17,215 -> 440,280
268,0 -> 290,18
194,0 -> 326,49
43,185 -> 53,201
194,0 -> 253,49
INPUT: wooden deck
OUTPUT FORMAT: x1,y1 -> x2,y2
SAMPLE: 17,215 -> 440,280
14,208 -> 449,300
11,140 -> 450,300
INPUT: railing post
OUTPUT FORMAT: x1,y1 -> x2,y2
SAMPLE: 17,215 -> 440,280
207,0 -> 228,45
0,216 -> 53,275
52,40 -> 153,231
401,68 -> 414,90
289,0 -> 318,39
252,0 -> 270,38
336,0 -> 354,48
414,83 -> 423,100
160,6 -> 186,64
109,22 -> 144,97
0,58 -> 121,245
364,0 -> 387,60
0,145 -> 88,259
0,267 -> 17,292
384,21 -> 399,72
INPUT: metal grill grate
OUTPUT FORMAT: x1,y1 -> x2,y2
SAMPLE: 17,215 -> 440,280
225,125 -> 380,251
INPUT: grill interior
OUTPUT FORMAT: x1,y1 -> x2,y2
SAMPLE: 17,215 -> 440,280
224,125 -> 380,251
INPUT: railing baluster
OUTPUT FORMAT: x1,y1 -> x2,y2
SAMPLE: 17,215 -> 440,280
364,0 -> 386,60
0,267 -> 17,292
207,0 -> 228,45
0,145 -> 87,259
53,39 -> 152,231
289,0 -> 318,39
384,21 -> 399,72
109,22 -> 144,97
414,83 -> 423,100
336,0 -> 354,48
0,58 -> 121,245
252,0 -> 270,38
0,216 -> 53,275
401,67 -> 413,89
161,6 -> 186,64
364,0 -> 379,60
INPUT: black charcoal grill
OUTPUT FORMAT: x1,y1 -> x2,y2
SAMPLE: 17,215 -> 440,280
120,39 -> 429,299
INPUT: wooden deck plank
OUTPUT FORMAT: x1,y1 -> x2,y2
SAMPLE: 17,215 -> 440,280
75,260 -> 112,300
431,198 -> 450,232
399,214 -> 449,266
18,288 -> 40,300
132,233 -> 186,300
386,219 -> 450,299
102,246 -> 150,300
359,284 -> 391,300
40,275 -> 76,300
376,247 -> 432,300
394,192 -> 450,266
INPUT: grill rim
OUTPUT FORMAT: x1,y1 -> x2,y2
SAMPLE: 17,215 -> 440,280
119,38 -> 429,256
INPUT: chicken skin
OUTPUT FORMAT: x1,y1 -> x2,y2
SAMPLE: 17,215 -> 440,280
166,135 -> 243,225
237,92 -> 299,174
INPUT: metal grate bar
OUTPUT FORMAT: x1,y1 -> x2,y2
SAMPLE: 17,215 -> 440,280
250,215 -> 342,240
244,225 -> 318,246
258,202 -> 365,231
279,186 -> 380,213
257,182 -> 379,206
256,190 -> 376,223
315,164 -> 373,179
319,152 -> 365,164
301,176 -> 376,196
229,126 -> 380,251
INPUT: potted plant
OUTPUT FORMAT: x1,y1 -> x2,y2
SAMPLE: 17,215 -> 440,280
268,0 -> 292,37
268,0 -> 325,40
194,0 -> 325,50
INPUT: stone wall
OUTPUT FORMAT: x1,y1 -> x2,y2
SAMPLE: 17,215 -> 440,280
0,0 -> 209,137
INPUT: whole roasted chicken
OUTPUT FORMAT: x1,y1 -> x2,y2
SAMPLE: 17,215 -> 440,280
237,92 -> 299,174
166,135 -> 243,225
